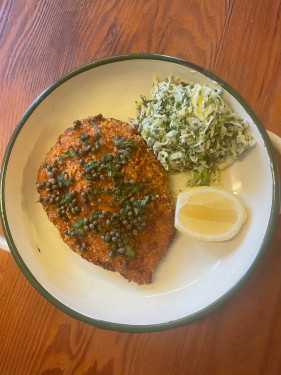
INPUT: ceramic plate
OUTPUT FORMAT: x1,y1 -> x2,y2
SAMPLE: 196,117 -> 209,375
1,54 -> 280,332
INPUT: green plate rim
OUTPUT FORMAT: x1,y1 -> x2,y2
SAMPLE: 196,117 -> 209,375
0,53 -> 280,333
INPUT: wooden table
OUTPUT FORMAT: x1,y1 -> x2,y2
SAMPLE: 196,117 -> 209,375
1,1 -> 281,374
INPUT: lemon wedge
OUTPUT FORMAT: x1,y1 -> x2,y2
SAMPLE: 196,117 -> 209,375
175,187 -> 247,241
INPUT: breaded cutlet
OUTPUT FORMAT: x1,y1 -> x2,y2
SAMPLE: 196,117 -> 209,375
36,114 -> 176,284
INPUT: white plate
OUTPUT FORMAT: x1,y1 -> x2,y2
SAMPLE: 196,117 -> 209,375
0,54 -> 280,332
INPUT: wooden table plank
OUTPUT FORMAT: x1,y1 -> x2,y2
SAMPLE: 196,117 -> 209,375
0,0 -> 281,374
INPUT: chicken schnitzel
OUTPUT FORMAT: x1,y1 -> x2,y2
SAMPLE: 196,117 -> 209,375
36,115 -> 175,284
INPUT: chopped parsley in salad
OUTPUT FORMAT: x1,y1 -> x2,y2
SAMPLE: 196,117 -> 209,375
135,76 -> 255,186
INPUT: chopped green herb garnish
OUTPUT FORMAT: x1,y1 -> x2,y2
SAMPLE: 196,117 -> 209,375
130,183 -> 141,193
72,229 -> 87,237
124,245 -> 135,258
113,135 -> 138,149
59,148 -> 75,160
105,162 -> 120,178
71,219 -> 85,229
71,207 -> 80,215
113,182 -> 142,203
88,119 -> 104,138
56,171 -> 74,187
84,160 -> 100,169
92,209 -> 102,216
188,168 -> 210,187
132,196 -> 150,215
87,185 -> 103,198
118,149 -> 131,158
60,193 -> 73,204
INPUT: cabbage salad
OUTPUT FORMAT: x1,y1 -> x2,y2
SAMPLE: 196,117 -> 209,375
135,76 -> 255,186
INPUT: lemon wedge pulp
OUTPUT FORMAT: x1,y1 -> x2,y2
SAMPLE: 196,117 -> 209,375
175,187 -> 247,242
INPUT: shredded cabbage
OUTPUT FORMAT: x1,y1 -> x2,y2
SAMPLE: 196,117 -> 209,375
135,76 -> 256,186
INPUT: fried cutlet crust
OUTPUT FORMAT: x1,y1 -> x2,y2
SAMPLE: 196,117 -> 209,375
37,115 -> 176,284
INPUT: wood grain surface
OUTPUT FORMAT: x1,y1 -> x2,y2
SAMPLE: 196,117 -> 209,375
0,0 -> 281,374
